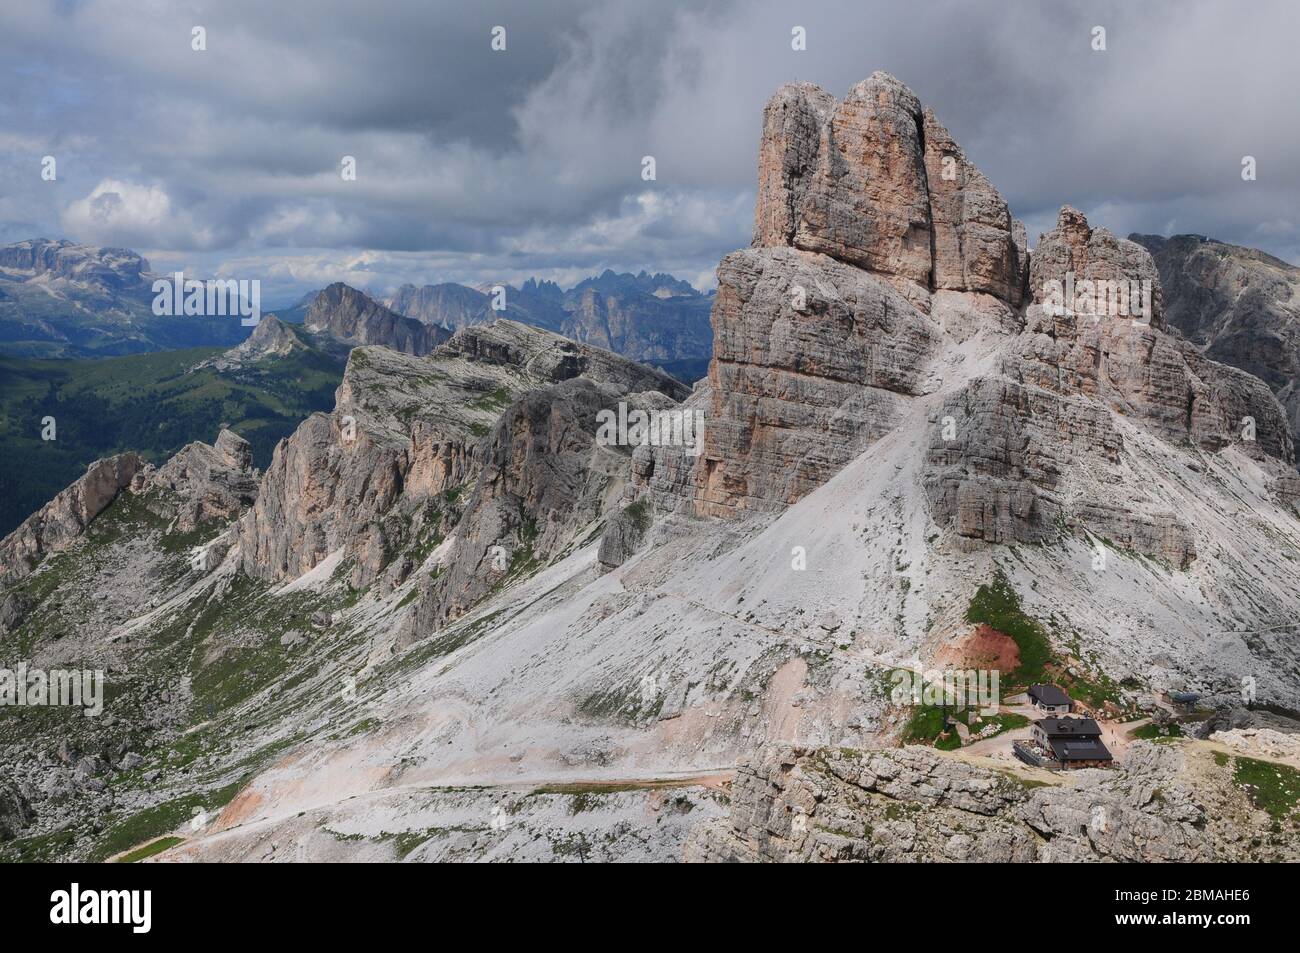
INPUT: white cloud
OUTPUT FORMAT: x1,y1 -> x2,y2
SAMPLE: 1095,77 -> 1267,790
61,178 -> 221,249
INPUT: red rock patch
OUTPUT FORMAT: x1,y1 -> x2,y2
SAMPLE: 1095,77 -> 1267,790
934,624 -> 1021,672
214,785 -> 263,831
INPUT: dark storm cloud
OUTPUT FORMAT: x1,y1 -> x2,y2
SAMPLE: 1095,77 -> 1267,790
1,0 -> 1296,300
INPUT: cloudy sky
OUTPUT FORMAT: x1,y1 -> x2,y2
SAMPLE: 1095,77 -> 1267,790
2,0 -> 1297,303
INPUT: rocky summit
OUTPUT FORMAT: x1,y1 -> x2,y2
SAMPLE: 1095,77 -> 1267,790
1,72 -> 1298,865
304,282 -> 451,358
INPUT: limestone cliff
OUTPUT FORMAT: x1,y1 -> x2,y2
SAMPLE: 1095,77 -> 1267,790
236,320 -> 688,592
305,282 -> 451,357
0,453 -> 143,581
657,71 -> 1296,569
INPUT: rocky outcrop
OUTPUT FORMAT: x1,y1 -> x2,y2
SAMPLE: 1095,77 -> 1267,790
305,283 -> 450,357
702,70 -> 1300,553
921,209 -> 1293,562
236,348 -> 490,590
0,782 -> 34,841
922,110 -> 1026,305
752,83 -> 837,253
1133,232 -> 1300,455
400,378 -> 655,639
683,73 -> 1296,553
752,73 -> 1022,305
137,429 -> 259,533
922,373 -> 1202,566
657,73 -> 1032,519
439,321 -> 689,399
686,743 -> 1292,863
1030,206 -> 1165,327
194,314 -> 309,371
0,452 -> 143,581
1033,222 -> 1287,460
237,321 -> 689,591
753,76 -> 932,290
597,500 -> 652,571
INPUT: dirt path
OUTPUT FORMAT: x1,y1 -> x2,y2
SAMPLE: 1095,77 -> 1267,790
1197,734 -> 1300,769
121,767 -> 736,862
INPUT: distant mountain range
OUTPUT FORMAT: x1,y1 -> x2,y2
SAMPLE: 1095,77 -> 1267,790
0,239 -> 252,357
0,239 -> 715,379
382,269 -> 714,380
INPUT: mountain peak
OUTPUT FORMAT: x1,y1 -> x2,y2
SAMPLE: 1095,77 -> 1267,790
306,282 -> 449,356
752,74 -> 1025,305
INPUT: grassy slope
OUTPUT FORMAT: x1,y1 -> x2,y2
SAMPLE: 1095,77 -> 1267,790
966,569 -> 1126,711
0,487 -> 368,861
0,346 -> 342,536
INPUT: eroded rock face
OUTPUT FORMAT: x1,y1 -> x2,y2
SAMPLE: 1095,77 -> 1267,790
1020,213 -> 1291,463
236,344 -> 498,589
753,73 -> 1022,305
237,321 -> 690,591
754,74 -> 933,290
1029,206 -> 1165,329
194,314 -> 309,371
694,72 -> 1296,547
139,429 -> 259,534
922,375 -> 1200,566
689,246 -> 938,516
0,238 -> 150,291
752,83 -> 838,252
400,378 -> 649,640
686,743 -> 1287,863
597,500 -> 651,572
1134,232 -> 1300,455
922,226 -> 1292,563
0,452 -> 143,581
678,72 -> 1029,519
439,321 -> 689,399
923,109 -> 1025,304
0,782 -> 34,841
